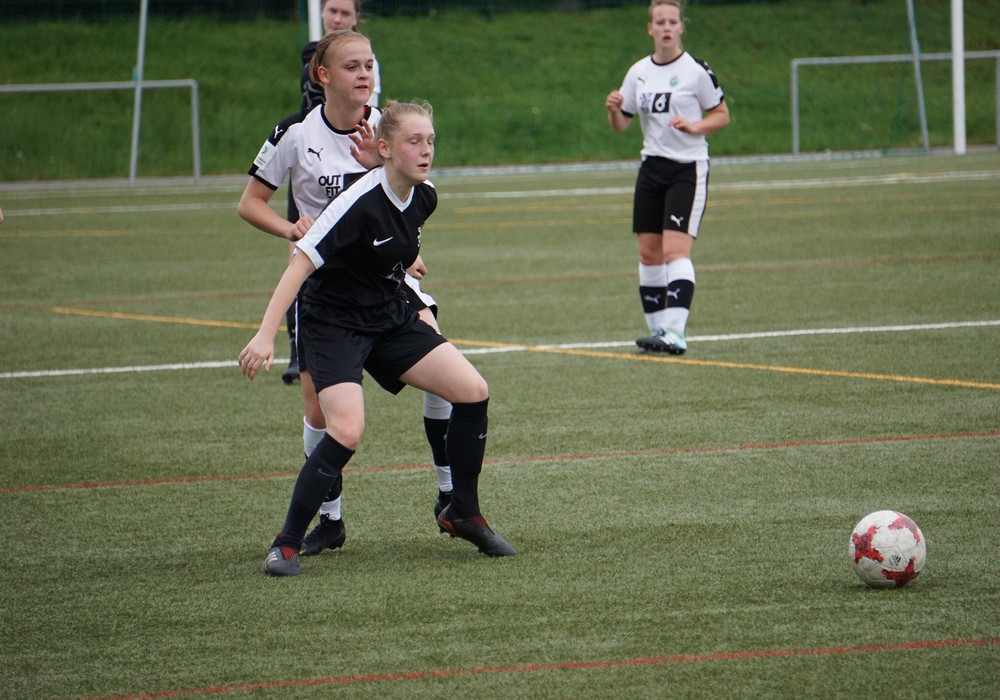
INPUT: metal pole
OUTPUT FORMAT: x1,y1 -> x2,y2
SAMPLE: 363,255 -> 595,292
906,0 -> 930,152
190,82 -> 201,180
308,0 -> 321,42
129,0 -> 149,183
952,0 -> 967,154
791,60 -> 800,155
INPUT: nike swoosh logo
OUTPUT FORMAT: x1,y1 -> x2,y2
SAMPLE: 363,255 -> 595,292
373,237 -> 394,247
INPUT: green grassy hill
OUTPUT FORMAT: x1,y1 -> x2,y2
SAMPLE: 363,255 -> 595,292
0,0 -> 997,180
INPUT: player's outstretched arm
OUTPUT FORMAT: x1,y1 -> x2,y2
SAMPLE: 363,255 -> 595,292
239,253 -> 316,380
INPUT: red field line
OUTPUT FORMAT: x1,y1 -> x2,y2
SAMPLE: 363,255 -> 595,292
81,637 -> 1000,700
3,430 -> 997,496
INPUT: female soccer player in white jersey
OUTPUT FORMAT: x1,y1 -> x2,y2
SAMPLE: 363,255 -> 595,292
606,0 -> 730,355
301,0 -> 380,114
284,0 -> 381,384
238,31 -> 455,558
240,101 -> 515,576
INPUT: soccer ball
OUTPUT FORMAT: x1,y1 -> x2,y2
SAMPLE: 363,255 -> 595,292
848,510 -> 926,588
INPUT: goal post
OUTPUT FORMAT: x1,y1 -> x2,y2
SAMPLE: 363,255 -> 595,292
0,80 -> 202,180
790,51 -> 1000,155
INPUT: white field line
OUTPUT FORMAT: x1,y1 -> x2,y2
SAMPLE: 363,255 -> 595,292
2,320 -> 997,379
444,170 -> 1000,200
5,170 -> 998,217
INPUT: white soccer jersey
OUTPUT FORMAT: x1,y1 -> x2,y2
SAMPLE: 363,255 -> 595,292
619,52 -> 724,162
248,104 -> 381,220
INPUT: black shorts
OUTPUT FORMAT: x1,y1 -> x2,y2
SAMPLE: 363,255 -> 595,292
299,298 -> 448,395
632,156 -> 709,237
295,281 -> 434,373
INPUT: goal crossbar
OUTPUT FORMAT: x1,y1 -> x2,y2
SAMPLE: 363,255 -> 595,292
790,51 -> 1000,155
0,79 -> 201,180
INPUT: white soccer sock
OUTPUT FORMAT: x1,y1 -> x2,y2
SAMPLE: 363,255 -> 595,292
423,392 -> 452,420
303,417 -> 326,457
435,465 -> 453,493
424,392 -> 453,492
318,496 -> 342,520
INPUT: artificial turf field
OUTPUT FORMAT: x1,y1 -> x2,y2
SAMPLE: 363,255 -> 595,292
1,150 -> 998,698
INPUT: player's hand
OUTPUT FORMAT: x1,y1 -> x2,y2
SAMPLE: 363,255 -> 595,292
349,118 -> 379,170
605,91 -> 624,112
406,255 -> 427,280
669,115 -> 696,134
238,333 -> 274,380
288,215 -> 315,241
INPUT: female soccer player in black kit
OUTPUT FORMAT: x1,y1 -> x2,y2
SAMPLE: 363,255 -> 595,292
239,102 -> 515,576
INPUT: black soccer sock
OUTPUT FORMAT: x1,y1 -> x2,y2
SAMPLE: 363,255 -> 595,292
322,471 -> 343,504
666,279 -> 695,310
423,416 -> 450,468
445,399 -> 489,518
639,285 -> 668,314
273,435 -> 354,550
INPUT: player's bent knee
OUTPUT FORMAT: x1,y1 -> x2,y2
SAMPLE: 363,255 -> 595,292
325,418 -> 364,451
459,377 -> 489,404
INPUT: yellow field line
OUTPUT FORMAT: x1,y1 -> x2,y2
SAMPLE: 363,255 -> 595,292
451,339 -> 1000,391
51,306 -> 264,330
50,308 -> 998,390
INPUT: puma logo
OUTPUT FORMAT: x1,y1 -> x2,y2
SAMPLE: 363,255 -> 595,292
307,147 -> 323,161
670,214 -> 685,228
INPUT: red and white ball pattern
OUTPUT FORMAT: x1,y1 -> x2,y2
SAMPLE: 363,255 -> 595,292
849,510 -> 926,588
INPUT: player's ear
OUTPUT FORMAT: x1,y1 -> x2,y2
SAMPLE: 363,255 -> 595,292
377,137 -> 391,160
316,64 -> 331,86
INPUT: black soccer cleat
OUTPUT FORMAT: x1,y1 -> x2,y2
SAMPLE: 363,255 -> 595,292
437,505 -> 515,557
300,515 -> 346,556
636,328 -> 687,355
264,546 -> 301,577
281,338 -> 300,385
434,491 -> 452,533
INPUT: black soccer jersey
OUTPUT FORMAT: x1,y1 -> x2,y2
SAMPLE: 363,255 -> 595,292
296,167 -> 437,322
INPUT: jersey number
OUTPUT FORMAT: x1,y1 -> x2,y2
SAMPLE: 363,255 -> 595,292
651,93 -> 671,113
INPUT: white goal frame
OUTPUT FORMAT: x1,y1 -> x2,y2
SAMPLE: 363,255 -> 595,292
790,51 -> 1000,155
0,79 -> 202,180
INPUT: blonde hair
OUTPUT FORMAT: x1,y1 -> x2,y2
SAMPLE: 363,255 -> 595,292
308,30 -> 371,85
376,100 -> 434,147
648,0 -> 684,21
